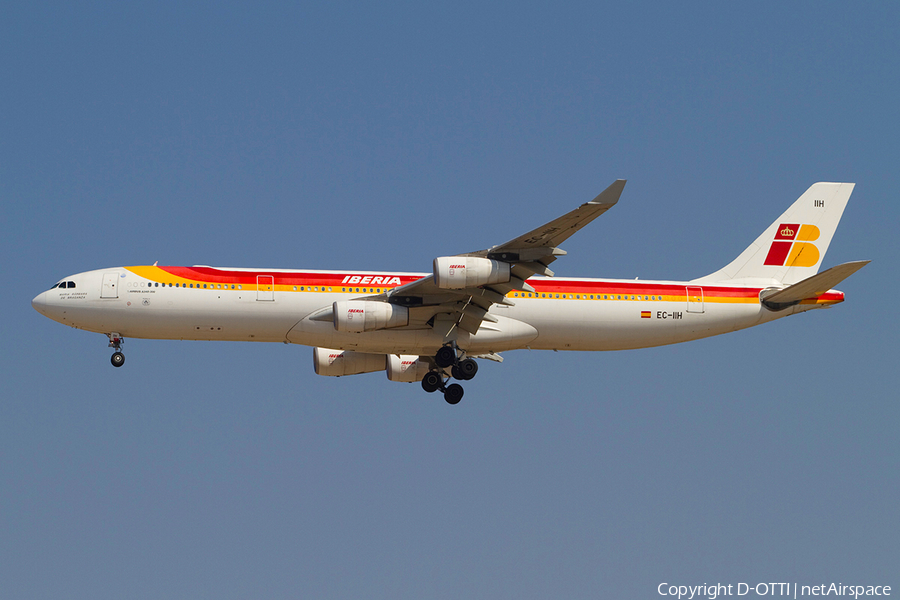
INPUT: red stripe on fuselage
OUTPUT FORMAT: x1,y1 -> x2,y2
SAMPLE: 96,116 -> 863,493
150,267 -> 841,304
156,267 -> 420,287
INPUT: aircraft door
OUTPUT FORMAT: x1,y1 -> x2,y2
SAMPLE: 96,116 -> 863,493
101,272 -> 119,298
686,286 -> 704,313
257,275 -> 275,301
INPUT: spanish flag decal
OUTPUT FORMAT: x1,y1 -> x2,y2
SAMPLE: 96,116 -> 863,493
641,311 -> 651,319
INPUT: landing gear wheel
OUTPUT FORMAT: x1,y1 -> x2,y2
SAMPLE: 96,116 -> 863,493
444,383 -> 464,405
421,371 -> 442,393
451,365 -> 464,380
458,358 -> 478,380
435,345 -> 456,368
111,352 -> 125,368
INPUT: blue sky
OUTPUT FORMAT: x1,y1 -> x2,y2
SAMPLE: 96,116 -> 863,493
2,2 -> 898,598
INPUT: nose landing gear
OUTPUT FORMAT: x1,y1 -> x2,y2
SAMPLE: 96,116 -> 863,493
107,333 -> 125,367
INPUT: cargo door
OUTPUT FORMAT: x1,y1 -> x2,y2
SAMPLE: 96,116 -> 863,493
101,272 -> 119,298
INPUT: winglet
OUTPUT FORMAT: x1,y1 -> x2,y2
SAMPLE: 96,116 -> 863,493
589,179 -> 627,206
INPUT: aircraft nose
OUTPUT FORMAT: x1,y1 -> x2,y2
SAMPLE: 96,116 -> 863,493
32,291 -> 49,316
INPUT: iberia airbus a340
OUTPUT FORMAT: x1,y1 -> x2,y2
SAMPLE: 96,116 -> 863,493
33,181 -> 868,404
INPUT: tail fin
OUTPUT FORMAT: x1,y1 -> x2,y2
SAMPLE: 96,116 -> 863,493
695,182 -> 855,285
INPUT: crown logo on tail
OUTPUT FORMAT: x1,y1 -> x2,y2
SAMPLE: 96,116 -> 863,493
765,224 -> 821,267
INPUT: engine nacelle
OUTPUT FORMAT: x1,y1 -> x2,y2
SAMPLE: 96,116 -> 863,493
333,300 -> 409,332
313,347 -> 386,376
433,256 -> 510,289
386,354 -> 431,383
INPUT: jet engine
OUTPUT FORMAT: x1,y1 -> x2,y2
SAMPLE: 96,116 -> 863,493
313,347 -> 386,376
386,354 -> 430,383
433,256 -> 510,289
332,300 -> 409,333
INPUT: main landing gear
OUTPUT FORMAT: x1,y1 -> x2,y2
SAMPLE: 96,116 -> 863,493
421,344 -> 479,405
107,333 -> 125,368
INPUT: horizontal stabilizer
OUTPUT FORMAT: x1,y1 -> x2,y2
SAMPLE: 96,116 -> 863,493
760,260 -> 869,310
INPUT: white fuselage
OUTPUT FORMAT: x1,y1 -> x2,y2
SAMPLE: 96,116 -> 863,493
32,265 -> 842,356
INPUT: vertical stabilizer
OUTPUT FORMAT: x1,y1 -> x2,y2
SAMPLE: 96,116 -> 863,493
695,182 -> 855,286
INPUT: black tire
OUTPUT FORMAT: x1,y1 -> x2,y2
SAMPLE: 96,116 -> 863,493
111,352 -> 125,368
435,346 -> 456,368
458,358 -> 478,380
451,365 -> 464,380
444,383 -> 464,405
421,371 -> 442,393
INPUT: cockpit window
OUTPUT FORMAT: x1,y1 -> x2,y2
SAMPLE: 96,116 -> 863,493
66,281 -> 76,288
56,282 -> 66,289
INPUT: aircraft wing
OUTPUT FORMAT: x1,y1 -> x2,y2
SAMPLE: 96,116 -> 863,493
376,180 -> 626,335
467,178 -> 626,265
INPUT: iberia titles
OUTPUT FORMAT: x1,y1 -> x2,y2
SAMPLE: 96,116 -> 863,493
341,275 -> 404,286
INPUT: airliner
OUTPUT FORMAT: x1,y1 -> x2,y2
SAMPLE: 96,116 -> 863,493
32,181 -> 868,404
